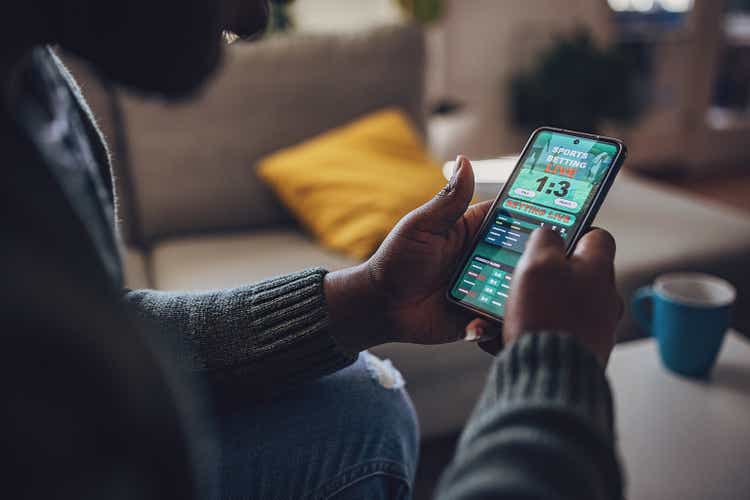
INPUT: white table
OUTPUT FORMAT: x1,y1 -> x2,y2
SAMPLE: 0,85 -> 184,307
608,331 -> 750,500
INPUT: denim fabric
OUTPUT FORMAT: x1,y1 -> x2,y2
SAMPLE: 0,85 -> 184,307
217,352 -> 419,499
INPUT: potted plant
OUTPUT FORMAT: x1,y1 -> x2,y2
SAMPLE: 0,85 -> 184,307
395,0 -> 443,24
395,0 -> 452,111
268,0 -> 295,33
510,31 -> 642,134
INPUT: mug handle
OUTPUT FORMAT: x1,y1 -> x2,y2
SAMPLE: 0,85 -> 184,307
631,287 -> 654,335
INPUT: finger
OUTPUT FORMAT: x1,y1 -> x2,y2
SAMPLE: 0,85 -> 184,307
412,155 -> 475,235
464,318 -> 501,343
462,200 -> 493,239
526,227 -> 565,253
469,319 -> 504,355
509,228 -> 567,309
574,227 -> 616,261
478,337 -> 503,356
571,228 -> 616,280
514,228 -> 565,272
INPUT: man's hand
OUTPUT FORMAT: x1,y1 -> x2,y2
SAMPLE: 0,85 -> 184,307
502,228 -> 623,366
324,156 -> 622,365
324,156 -> 496,353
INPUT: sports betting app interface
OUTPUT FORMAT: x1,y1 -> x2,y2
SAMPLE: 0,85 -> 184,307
450,130 -> 619,318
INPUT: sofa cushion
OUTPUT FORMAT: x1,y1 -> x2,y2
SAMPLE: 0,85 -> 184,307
151,229 -> 357,291
118,25 -> 426,243
598,174 -> 750,272
370,342 -> 493,437
595,173 -> 750,338
258,108 -> 445,259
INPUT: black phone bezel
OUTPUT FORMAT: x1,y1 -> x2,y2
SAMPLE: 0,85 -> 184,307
446,126 -> 628,325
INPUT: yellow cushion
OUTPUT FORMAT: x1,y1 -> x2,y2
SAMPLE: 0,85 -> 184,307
258,109 -> 446,259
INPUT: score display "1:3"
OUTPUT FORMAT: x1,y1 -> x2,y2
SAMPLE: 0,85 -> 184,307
534,176 -> 570,197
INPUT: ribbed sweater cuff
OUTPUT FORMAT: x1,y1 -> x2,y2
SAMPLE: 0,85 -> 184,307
494,332 -> 615,442
247,267 -> 355,364
207,268 -> 358,389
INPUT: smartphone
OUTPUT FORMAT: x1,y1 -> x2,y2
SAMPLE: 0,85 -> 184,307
447,127 -> 627,324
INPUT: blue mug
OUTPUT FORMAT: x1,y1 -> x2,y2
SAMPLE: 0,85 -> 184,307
632,273 -> 735,377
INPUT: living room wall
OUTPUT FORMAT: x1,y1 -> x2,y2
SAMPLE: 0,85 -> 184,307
439,0 -> 615,156
291,0 -> 615,158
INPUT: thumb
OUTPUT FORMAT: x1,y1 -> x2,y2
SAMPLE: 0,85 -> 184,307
412,155 -> 475,235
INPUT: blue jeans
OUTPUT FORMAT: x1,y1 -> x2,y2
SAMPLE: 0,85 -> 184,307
217,352 -> 419,499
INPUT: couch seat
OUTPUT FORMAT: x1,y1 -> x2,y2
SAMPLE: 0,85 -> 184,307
596,174 -> 750,337
150,227 -> 494,437
151,228 -> 357,291
143,174 -> 750,437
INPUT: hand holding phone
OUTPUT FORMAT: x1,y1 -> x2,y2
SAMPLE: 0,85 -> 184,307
499,227 -> 623,365
326,129 -> 624,354
448,128 -> 627,332
326,155 -> 494,352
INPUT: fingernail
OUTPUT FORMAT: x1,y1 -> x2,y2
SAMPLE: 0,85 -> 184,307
448,155 -> 465,192
464,325 -> 484,342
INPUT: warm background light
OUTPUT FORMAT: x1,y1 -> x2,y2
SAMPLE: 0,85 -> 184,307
607,0 -> 632,11
659,0 -> 694,12
631,0 -> 656,12
607,0 -> 693,12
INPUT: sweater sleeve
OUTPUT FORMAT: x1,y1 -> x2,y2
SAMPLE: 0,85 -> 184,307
435,332 -> 623,500
122,268 -> 357,392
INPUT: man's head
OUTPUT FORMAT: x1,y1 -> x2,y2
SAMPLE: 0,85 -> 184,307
50,0 -> 269,98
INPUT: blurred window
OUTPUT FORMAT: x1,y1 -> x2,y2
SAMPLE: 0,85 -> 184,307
607,0 -> 693,13
606,0 -> 693,37
600,1 -> 695,135
708,1 -> 750,128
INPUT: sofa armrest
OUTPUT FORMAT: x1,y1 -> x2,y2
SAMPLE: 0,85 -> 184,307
122,246 -> 151,290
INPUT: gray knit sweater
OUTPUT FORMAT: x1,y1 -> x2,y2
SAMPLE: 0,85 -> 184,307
437,332 -> 622,500
6,46 -> 622,499
9,47 -> 356,392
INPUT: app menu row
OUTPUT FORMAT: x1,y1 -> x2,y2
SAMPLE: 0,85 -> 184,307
455,256 -> 514,313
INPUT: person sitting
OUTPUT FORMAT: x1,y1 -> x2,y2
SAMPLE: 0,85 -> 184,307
0,0 -> 623,498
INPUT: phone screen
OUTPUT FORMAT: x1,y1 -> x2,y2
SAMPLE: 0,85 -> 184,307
449,129 -> 621,320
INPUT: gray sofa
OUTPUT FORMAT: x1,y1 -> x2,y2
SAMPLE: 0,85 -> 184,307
66,25 -> 750,438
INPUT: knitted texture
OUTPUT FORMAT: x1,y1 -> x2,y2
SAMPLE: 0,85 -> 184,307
24,48 -> 357,392
125,268 -> 357,390
436,332 -> 622,500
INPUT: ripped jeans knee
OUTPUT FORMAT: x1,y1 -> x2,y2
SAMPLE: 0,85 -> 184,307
362,351 -> 406,390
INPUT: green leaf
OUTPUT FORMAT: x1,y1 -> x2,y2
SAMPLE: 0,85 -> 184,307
396,0 -> 443,24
